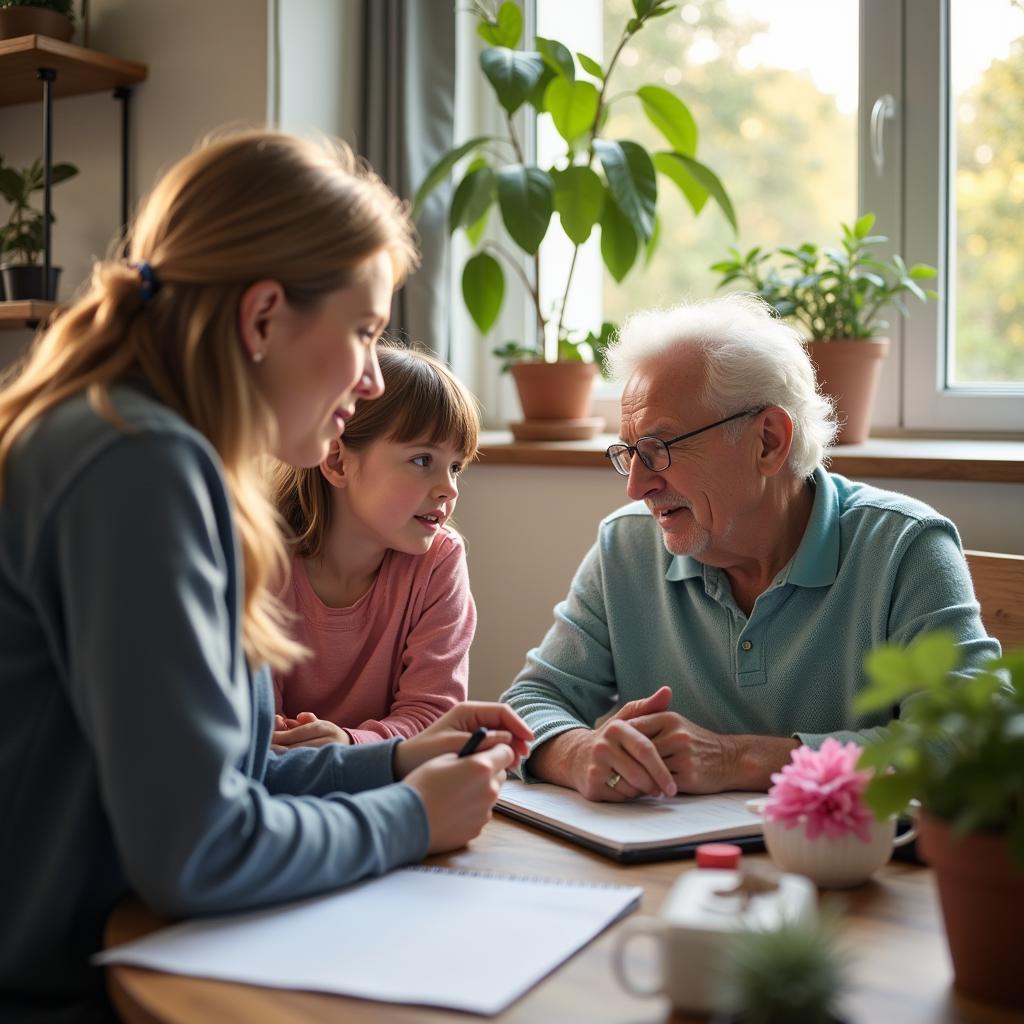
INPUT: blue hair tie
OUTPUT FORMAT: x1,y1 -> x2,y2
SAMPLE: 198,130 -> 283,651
130,261 -> 161,303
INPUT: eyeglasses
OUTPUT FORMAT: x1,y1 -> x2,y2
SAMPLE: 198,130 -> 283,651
604,408 -> 765,477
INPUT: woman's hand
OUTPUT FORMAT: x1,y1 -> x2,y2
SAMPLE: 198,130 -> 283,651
272,712 -> 351,750
403,745 -> 516,854
392,701 -> 533,779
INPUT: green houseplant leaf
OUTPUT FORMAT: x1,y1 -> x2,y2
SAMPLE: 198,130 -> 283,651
480,48 -> 547,116
536,36 -> 574,80
576,51 -> 605,80
413,135 -> 493,218
637,85 -> 697,157
553,166 -> 605,245
449,163 -> 495,235
411,0 -> 733,370
656,152 -> 737,231
544,78 -> 600,145
594,138 -> 657,243
462,252 -> 505,332
496,165 -> 553,255
600,196 -> 639,282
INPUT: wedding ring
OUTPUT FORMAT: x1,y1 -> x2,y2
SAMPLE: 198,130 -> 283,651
606,771 -> 622,790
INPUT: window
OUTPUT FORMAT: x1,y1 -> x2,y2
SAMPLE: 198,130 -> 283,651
852,0 -> 1024,431
597,0 -> 859,328
466,2 -> 1024,432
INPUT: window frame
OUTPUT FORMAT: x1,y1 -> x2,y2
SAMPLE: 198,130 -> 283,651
457,0 -> 1024,434
863,0 -> 1024,433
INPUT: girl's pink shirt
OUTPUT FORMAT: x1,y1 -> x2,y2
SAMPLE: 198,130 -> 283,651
273,528 -> 475,743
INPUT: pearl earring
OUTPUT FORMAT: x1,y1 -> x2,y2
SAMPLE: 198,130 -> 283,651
252,351 -> 265,364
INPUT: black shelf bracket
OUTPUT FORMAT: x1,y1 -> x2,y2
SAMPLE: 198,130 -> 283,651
37,67 -> 57,302
113,86 -> 133,238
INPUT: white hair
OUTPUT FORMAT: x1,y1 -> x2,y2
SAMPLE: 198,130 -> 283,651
606,293 -> 837,478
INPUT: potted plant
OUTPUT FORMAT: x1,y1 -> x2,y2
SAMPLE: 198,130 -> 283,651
413,0 -> 735,439
0,155 -> 78,301
710,213 -> 937,444
714,906 -> 848,1024
0,0 -> 75,42
855,631 -> 1024,1008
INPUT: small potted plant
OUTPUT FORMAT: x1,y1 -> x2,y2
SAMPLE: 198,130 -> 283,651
0,0 -> 75,42
0,155 -> 78,301
714,906 -> 848,1024
414,0 -> 735,439
710,213 -> 938,443
856,631 -> 1024,1009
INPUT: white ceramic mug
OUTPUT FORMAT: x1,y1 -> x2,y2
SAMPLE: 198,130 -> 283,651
613,868 -> 817,1015
747,797 -> 918,888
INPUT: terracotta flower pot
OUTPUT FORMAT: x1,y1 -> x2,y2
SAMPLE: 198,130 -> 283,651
508,361 -> 604,440
0,6 -> 73,41
918,811 -> 1024,1009
805,338 -> 889,445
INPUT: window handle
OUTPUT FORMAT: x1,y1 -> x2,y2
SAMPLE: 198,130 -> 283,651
870,94 -> 897,174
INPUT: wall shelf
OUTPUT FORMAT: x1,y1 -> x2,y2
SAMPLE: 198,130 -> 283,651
0,35 -> 147,106
0,300 -> 55,329
0,34 -> 148,311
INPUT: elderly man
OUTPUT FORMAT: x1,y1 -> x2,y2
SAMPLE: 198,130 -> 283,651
502,294 -> 997,802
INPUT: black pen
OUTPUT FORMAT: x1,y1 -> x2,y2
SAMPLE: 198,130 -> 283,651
458,726 -> 487,758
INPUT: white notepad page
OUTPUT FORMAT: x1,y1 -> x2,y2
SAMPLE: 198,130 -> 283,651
498,780 -> 763,851
95,866 -> 642,1015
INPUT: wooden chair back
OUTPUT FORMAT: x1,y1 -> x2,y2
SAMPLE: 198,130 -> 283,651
965,550 -> 1024,651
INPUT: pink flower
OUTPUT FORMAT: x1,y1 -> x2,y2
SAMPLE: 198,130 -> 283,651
764,739 -> 875,842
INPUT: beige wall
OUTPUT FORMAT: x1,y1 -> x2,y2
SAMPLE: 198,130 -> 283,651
0,0 -> 268,365
457,467 -> 1024,701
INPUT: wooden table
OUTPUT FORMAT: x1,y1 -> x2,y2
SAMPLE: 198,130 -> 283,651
105,815 -> 1015,1023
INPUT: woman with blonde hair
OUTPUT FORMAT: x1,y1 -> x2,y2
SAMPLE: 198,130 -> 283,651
0,130 -> 530,1022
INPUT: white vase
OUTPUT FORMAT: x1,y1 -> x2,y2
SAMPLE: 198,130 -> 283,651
747,798 -> 917,889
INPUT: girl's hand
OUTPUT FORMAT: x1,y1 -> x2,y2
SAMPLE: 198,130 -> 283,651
272,711 -> 351,750
392,702 -> 533,779
403,745 -> 515,854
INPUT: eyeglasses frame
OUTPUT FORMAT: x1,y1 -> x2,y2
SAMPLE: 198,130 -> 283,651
604,407 -> 767,477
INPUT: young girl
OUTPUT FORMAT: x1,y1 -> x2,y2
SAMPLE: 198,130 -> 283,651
270,344 -> 479,749
0,130 -> 530,1023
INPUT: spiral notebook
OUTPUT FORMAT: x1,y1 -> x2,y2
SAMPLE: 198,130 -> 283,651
95,866 -> 642,1015
497,779 -> 764,862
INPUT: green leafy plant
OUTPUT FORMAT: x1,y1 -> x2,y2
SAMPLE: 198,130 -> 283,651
855,631 -> 1024,867
715,906 -> 847,1024
0,0 -> 75,19
0,156 -> 78,266
710,213 -> 938,340
413,0 -> 735,373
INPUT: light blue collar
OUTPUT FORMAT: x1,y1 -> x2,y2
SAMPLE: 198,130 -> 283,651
664,466 -> 839,587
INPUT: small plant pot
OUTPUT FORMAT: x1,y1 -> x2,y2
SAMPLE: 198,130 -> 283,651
805,338 -> 889,445
508,360 -> 604,440
918,811 -> 1024,1009
0,6 -> 73,41
0,264 -> 61,302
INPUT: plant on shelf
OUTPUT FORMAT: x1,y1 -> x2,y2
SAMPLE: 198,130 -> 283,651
709,214 -> 938,444
855,631 -> 1024,1007
0,155 -> 78,301
714,905 -> 848,1024
412,0 -> 734,414
0,0 -> 75,42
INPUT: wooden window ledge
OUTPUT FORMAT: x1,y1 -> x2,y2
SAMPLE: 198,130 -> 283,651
477,432 -> 1024,484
